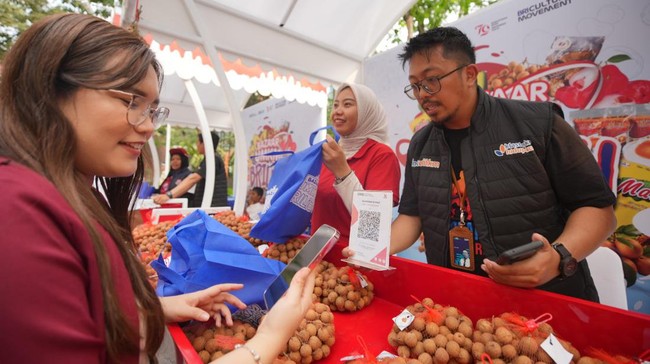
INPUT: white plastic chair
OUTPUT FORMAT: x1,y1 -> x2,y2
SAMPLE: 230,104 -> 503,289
586,247 -> 628,310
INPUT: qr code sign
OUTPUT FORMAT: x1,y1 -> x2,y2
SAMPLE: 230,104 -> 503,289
358,210 -> 380,242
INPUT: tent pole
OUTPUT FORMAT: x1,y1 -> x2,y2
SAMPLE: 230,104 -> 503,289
182,0 -> 247,215
183,78 -> 216,208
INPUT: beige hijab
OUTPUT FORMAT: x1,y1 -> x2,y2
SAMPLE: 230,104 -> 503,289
336,82 -> 389,158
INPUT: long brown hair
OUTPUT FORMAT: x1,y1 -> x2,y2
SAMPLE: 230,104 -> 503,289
0,13 -> 164,361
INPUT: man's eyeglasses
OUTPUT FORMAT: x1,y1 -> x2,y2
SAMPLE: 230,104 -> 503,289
106,89 -> 170,128
403,64 -> 468,100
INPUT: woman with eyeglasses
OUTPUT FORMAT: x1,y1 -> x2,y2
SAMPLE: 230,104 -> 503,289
311,83 -> 401,244
0,13 -> 315,364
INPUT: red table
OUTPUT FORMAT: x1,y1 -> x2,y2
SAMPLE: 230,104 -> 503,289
170,243 -> 650,362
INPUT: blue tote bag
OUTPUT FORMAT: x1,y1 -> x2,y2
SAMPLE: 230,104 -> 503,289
250,126 -> 338,243
151,210 -> 286,306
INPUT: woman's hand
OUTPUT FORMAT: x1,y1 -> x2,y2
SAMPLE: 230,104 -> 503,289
322,135 -> 351,179
254,268 -> 316,348
160,283 -> 246,326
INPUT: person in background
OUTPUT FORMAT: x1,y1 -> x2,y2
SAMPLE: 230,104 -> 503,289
154,130 -> 228,207
153,147 -> 194,201
385,26 -> 617,301
0,13 -> 315,364
311,82 -> 401,243
246,187 -> 265,221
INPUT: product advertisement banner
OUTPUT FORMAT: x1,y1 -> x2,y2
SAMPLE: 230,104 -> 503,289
241,98 -> 323,190
364,0 -> 650,313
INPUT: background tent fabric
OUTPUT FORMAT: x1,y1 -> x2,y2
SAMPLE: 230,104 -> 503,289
118,0 -> 416,213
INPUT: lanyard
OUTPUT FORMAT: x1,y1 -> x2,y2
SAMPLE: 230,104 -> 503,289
451,167 -> 467,226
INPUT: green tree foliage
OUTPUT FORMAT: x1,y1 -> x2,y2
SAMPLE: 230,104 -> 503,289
387,0 -> 500,43
0,0 -> 114,60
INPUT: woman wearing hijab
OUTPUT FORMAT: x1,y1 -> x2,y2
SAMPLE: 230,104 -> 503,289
311,82 -> 401,243
155,147 -> 194,201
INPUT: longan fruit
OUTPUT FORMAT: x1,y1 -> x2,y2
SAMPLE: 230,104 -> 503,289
404,331 -> 418,348
204,338 -> 219,353
502,344 -> 517,361
471,341 -> 485,360
299,343 -> 312,358
192,336 -> 206,352
434,347 -> 450,363
288,336 -> 301,351
418,352 -> 433,364
512,355 -> 534,364
321,344 -> 331,357
397,345 -> 411,358
445,316 -> 460,331
198,350 -> 211,364
485,341 -> 502,359
423,338 -> 437,355
495,326 -> 514,345
457,348 -> 471,364
433,333 -> 448,348
446,340 -> 461,358
457,321 -> 473,338
518,336 -> 538,357
476,318 -> 494,333
425,322 -> 440,337
312,348 -> 324,361
412,317 -> 426,331
412,341 -> 425,357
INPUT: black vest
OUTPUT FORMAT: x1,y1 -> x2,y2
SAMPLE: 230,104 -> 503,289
406,88 -> 599,301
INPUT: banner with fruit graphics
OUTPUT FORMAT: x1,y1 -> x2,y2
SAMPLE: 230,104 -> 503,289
364,0 -> 650,313
242,98 -> 323,191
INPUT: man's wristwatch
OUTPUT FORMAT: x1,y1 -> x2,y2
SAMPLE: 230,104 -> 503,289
166,191 -> 174,199
551,242 -> 578,279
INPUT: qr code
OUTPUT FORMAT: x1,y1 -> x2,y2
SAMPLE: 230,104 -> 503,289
358,210 -> 380,242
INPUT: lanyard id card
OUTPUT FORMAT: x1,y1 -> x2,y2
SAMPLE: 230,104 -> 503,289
449,225 -> 475,271
449,167 -> 475,271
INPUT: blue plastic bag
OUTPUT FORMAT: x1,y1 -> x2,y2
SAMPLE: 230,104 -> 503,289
250,127 -> 337,243
151,210 -> 286,306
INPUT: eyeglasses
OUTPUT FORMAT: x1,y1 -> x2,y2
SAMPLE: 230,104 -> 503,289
403,64 -> 468,100
106,89 -> 170,128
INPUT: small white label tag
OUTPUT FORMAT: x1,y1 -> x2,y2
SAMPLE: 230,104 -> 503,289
392,309 -> 415,331
540,333 -> 573,364
376,351 -> 398,359
356,271 -> 368,288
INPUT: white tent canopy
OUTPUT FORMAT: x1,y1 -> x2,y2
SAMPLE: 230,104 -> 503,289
126,0 -> 415,213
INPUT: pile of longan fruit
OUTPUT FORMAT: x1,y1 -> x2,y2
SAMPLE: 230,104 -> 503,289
184,320 -> 257,363
486,60 -> 546,91
213,210 -> 266,247
132,220 -> 178,287
264,236 -> 308,264
312,262 -> 374,312
387,298 -> 474,364
273,302 -> 336,364
470,312 -> 577,364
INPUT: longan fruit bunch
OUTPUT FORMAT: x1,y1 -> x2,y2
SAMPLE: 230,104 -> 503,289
486,60 -> 547,91
470,312 -> 579,364
387,298 -> 474,364
265,237 -> 308,264
184,320 -> 257,364
273,302 -> 336,364
312,262 -> 374,312
133,220 -> 178,287
132,220 -> 178,262
213,211 -> 266,247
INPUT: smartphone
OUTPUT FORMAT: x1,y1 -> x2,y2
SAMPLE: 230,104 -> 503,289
495,240 -> 544,265
263,224 -> 340,310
